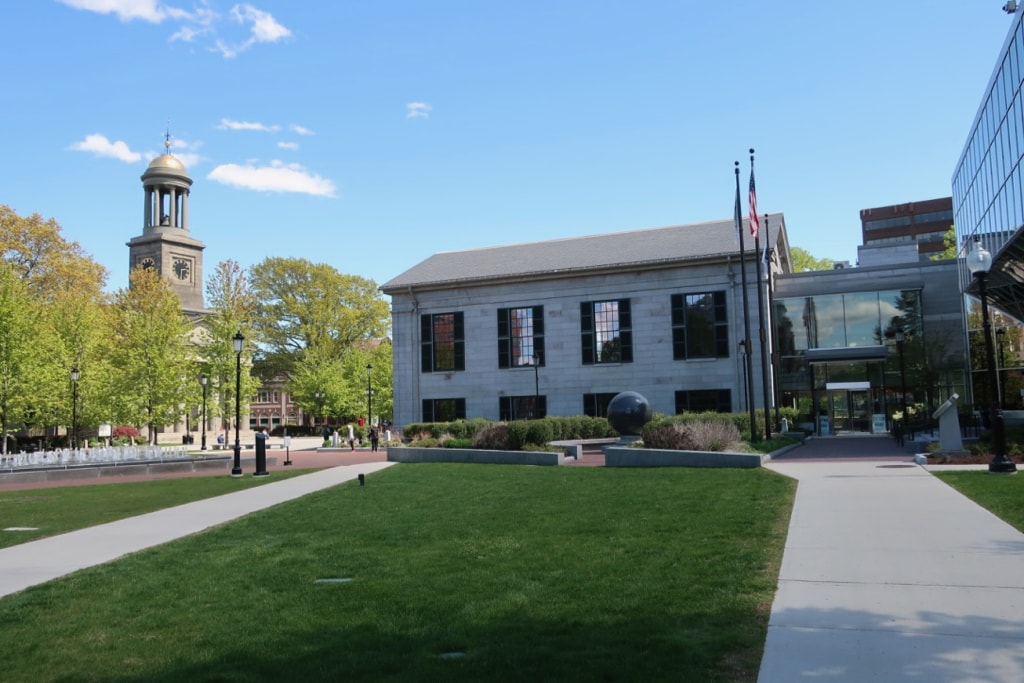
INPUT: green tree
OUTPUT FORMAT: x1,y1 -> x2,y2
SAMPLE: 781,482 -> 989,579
203,260 -> 261,436
0,205 -> 107,300
108,269 -> 196,444
790,246 -> 834,273
288,343 -> 346,423
0,266 -> 44,452
930,225 -> 958,260
249,257 -> 390,377
45,287 -> 113,445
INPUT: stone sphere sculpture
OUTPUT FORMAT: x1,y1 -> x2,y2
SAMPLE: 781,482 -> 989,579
606,391 -> 653,436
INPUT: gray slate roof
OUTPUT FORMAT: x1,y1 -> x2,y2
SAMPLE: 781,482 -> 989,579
381,213 -> 785,292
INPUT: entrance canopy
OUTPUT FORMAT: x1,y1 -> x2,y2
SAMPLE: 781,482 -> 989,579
826,381 -> 871,391
805,345 -> 888,364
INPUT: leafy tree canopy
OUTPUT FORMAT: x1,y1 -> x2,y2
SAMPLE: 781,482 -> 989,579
789,246 -> 835,273
249,257 -> 390,375
930,225 -> 958,260
0,205 -> 107,301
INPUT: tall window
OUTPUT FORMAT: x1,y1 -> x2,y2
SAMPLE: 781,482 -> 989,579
499,395 -> 547,420
672,292 -> 728,359
422,398 -> 466,422
675,389 -> 732,413
581,299 -> 632,364
583,392 -> 619,418
421,312 -> 465,372
498,306 -> 545,369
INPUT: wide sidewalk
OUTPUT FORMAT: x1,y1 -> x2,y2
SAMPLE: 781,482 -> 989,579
0,460 -> 395,599
760,436 -> 1024,682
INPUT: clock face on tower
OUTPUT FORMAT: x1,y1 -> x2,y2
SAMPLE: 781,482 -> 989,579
140,257 -> 155,270
173,258 -> 191,281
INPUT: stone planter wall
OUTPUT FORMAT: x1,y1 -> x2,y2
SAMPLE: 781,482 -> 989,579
387,447 -> 566,466
603,447 -> 765,468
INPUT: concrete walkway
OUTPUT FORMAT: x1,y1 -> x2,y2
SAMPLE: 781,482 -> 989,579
0,461 -> 395,599
760,437 -> 1024,682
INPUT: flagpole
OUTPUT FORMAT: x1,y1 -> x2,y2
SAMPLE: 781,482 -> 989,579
764,212 -> 781,431
735,161 -> 758,442
750,149 -> 772,440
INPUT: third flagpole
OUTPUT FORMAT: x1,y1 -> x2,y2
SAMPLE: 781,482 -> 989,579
735,161 -> 758,441
750,149 -> 772,439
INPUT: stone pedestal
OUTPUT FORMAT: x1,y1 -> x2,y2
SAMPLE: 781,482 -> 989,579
932,393 -> 966,454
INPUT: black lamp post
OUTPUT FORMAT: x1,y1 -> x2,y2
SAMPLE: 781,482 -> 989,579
365,364 -> 373,426
231,331 -> 244,477
200,373 -> 208,450
885,326 -> 909,428
966,237 -> 1016,473
531,353 -> 541,418
896,329 -> 908,428
997,326 -> 1007,406
70,365 -> 79,450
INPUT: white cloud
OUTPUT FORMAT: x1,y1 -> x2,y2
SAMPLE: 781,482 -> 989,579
217,118 -> 280,132
290,124 -> 315,136
59,0 -> 288,58
215,3 -> 291,58
58,0 -> 170,22
233,4 -> 290,42
406,102 -> 432,119
69,134 -> 142,162
277,141 -> 299,151
207,161 -> 336,197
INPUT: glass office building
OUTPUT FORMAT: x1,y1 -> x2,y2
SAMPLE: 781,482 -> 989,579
952,9 -> 1024,319
772,259 -> 967,435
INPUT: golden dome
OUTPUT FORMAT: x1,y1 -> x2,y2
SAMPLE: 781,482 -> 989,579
147,154 -> 186,171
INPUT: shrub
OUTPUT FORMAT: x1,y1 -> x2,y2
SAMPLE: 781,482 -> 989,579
112,425 -> 139,440
441,438 -> 474,448
473,425 -> 511,450
524,420 -> 554,447
409,437 -> 439,448
642,420 -> 743,452
505,421 -> 530,450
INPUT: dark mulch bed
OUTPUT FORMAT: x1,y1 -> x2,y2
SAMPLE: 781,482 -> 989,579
926,452 -> 1024,465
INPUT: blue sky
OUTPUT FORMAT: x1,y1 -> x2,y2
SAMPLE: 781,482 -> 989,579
2,1 -> 1017,295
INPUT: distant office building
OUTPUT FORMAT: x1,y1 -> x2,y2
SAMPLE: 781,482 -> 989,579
952,8 -> 1024,321
859,197 -> 953,261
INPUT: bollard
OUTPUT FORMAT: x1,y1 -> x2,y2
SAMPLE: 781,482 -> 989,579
358,473 -> 365,486
254,428 -> 269,477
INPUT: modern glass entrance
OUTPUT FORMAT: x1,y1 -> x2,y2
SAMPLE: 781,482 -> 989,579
828,388 -> 872,433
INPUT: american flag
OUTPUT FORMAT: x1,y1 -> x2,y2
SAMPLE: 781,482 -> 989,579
748,168 -> 759,239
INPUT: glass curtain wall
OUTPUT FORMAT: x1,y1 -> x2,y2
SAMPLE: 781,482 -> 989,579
952,11 -> 1024,290
775,289 -> 964,430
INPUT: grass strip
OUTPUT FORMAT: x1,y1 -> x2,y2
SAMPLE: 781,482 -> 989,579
0,464 -> 794,682
0,469 -> 316,549
932,470 -> 1024,532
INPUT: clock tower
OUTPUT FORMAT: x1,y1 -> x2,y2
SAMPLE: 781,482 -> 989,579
126,139 -> 206,315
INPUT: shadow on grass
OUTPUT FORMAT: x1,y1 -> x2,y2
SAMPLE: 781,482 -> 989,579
98,608 -> 763,682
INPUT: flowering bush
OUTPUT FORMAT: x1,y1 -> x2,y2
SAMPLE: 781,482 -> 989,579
112,426 -> 139,440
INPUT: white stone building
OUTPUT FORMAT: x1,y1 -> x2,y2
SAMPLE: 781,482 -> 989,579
381,216 -> 790,428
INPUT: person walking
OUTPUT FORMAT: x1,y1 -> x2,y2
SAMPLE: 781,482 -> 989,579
369,424 -> 379,452
347,423 -> 355,451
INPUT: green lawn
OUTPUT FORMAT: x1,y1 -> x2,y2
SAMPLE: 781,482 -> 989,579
0,464 -> 795,682
0,469 -> 316,549
932,470 -> 1024,532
